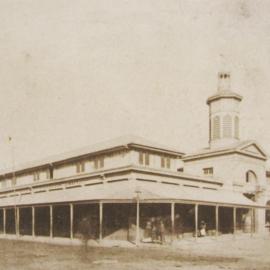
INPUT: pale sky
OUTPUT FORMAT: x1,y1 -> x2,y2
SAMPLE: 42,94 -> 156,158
0,0 -> 270,170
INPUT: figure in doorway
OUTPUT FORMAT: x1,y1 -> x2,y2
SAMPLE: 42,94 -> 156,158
199,220 -> 207,237
151,217 -> 158,242
142,219 -> 152,243
175,214 -> 184,239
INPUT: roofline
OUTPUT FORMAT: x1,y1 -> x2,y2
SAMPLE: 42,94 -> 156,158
0,143 -> 184,178
207,92 -> 243,105
128,143 -> 185,157
183,149 -> 267,162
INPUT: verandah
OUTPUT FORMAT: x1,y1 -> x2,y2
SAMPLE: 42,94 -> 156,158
0,200 -> 256,244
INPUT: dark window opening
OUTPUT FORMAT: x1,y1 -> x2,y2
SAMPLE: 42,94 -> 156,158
0,209 -> 4,233
203,167 -> 213,176
35,206 -> 50,236
19,207 -> 32,236
74,204 -> 99,240
53,205 -> 70,238
6,208 -> 16,234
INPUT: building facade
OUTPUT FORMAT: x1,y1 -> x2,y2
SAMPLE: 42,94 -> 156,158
0,73 -> 269,245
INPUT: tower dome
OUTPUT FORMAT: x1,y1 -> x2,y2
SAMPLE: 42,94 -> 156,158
207,72 -> 243,149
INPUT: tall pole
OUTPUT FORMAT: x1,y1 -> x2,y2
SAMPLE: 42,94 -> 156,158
9,136 -> 18,235
9,136 -> 16,189
99,202 -> 103,241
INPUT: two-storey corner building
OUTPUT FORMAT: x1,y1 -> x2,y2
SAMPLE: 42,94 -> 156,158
0,73 -> 268,246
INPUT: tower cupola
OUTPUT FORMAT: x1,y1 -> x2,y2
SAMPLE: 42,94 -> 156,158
207,72 -> 243,149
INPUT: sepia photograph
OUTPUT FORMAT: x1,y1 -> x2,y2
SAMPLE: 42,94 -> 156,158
0,0 -> 270,269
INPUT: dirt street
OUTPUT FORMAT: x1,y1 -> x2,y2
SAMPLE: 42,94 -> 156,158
0,235 -> 269,270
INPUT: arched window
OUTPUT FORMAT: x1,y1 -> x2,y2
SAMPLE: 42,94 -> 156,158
213,116 -> 220,140
223,115 -> 232,138
234,116 -> 239,139
246,170 -> 257,184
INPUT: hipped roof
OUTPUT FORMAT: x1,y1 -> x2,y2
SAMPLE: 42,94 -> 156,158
0,135 -> 185,177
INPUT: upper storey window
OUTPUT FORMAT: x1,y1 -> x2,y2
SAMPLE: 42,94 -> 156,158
203,167 -> 213,176
76,161 -> 85,173
139,152 -> 150,166
161,156 -> 171,169
246,170 -> 257,184
234,116 -> 239,139
213,116 -> 220,140
46,167 -> 53,180
33,172 -> 40,181
34,169 -> 52,181
223,115 -> 232,138
11,177 -> 17,186
94,157 -> 104,169
1,180 -> 6,188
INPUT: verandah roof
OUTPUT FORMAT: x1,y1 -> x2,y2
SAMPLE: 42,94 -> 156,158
0,180 -> 260,208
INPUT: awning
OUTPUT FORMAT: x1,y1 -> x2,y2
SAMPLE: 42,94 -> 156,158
0,180 -> 261,208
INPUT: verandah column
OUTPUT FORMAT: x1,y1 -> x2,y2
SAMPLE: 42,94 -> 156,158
195,204 -> 198,240
215,205 -> 219,237
135,197 -> 140,246
251,208 -> 254,237
99,201 -> 103,241
233,207 -> 236,237
16,207 -> 19,236
32,206 -> 35,237
50,205 -> 53,238
171,202 -> 175,241
70,203 -> 73,239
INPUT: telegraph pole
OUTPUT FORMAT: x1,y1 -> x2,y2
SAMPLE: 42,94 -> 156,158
9,136 -> 18,236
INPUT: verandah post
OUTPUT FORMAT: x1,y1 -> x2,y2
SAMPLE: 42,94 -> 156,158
99,201 -> 103,241
32,206 -> 35,237
135,187 -> 141,246
171,202 -> 175,242
50,205 -> 53,238
135,197 -> 140,246
215,205 -> 219,238
70,203 -> 73,239
233,207 -> 236,238
251,208 -> 254,237
16,207 -> 19,236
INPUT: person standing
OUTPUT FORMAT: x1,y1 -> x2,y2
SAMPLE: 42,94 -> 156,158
175,214 -> 184,239
199,220 -> 206,237
78,216 -> 91,251
159,219 -> 165,244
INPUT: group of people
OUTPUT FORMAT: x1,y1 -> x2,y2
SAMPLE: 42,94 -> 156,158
144,217 -> 166,244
